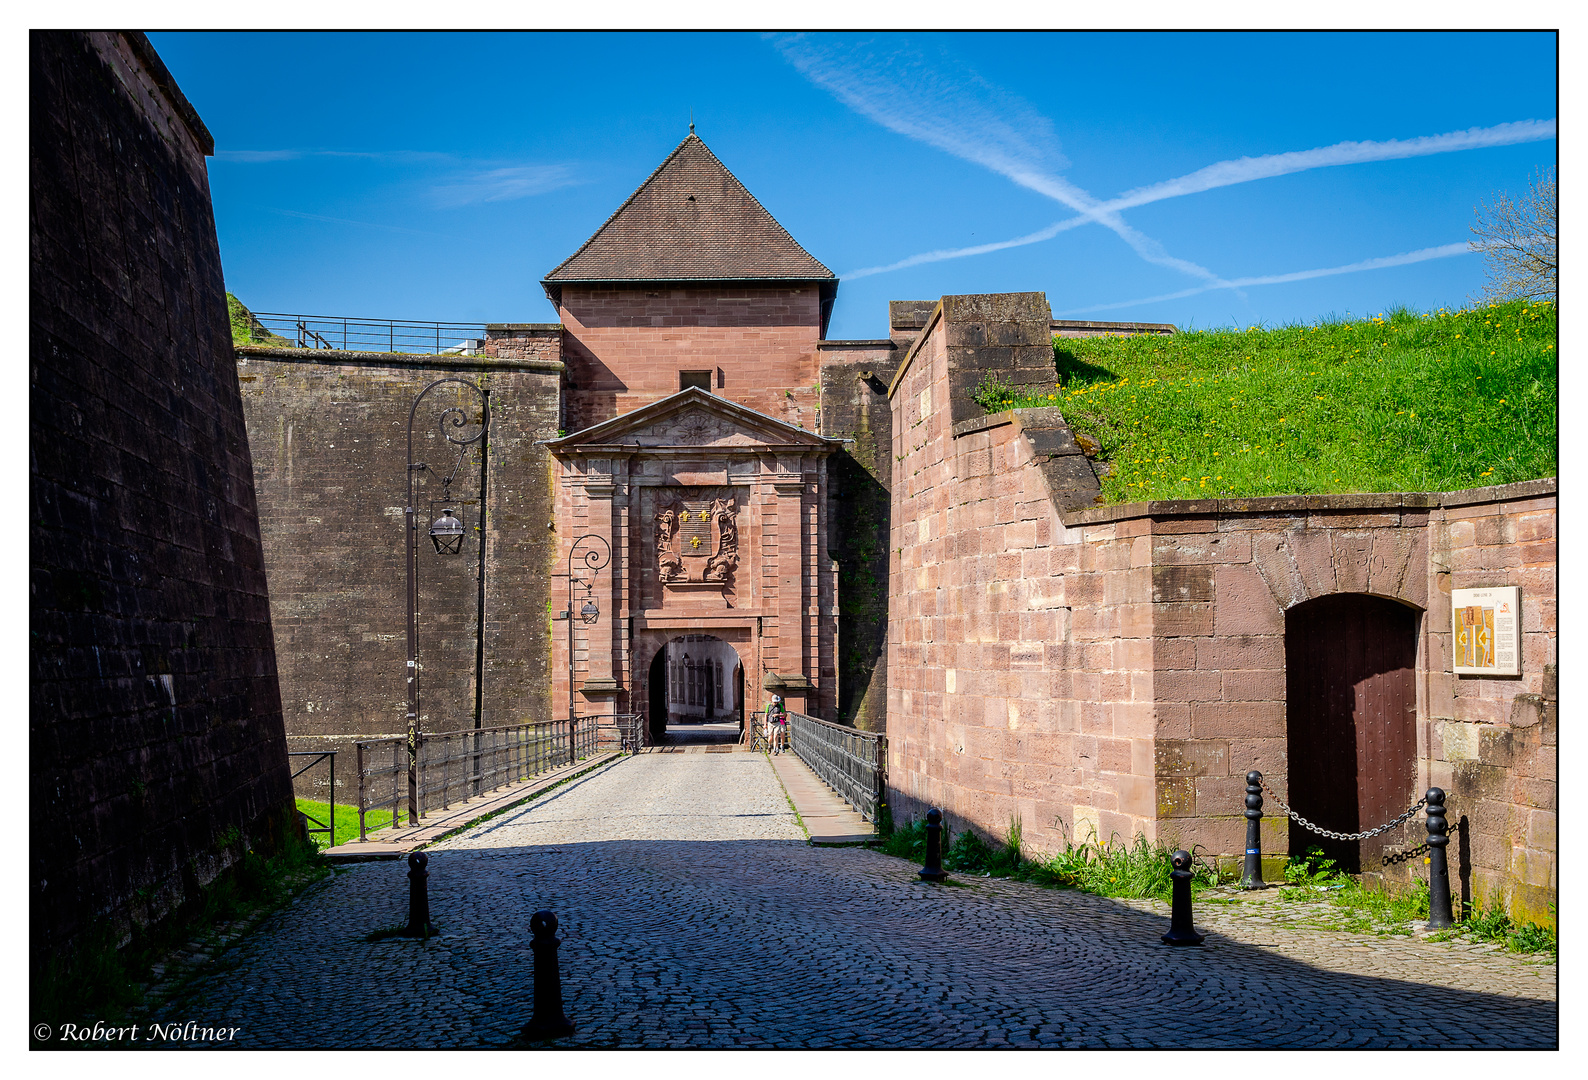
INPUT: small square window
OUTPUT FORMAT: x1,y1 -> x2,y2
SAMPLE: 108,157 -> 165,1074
680,370 -> 712,392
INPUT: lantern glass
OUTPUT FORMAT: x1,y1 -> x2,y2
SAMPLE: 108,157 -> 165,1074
429,508 -> 465,554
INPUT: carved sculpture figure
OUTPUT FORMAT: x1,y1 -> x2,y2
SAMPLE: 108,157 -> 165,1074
656,508 -> 685,582
703,498 -> 738,584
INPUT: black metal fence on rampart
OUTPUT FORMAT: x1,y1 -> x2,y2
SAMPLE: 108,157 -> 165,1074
244,311 -> 489,355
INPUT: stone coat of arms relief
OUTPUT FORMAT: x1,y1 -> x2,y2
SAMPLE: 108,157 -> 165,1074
655,494 -> 738,587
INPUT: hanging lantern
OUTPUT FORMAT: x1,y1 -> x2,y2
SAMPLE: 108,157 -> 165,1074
429,508 -> 465,554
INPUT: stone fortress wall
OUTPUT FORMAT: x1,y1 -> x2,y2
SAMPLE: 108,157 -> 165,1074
882,292 -> 1555,923
233,341 -> 563,802
30,31 -> 298,961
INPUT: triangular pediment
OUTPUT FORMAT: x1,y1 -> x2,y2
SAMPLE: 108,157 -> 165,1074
546,388 -> 835,452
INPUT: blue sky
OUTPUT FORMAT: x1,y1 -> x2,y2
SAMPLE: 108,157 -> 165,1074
147,31 -> 1557,339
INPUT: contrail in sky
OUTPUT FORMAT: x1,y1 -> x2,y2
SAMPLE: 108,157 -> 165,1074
844,119 -> 1557,279
1052,242 -> 1475,316
770,33 -> 1232,287
773,33 -> 1556,305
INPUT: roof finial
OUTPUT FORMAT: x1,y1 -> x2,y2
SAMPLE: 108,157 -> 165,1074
689,109 -> 695,135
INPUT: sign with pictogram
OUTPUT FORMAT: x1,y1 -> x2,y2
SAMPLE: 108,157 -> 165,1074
1452,586 -> 1521,676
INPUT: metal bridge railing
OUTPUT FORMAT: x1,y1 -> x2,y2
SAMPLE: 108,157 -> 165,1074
243,312 -> 489,356
354,718 -> 598,841
787,712 -> 887,822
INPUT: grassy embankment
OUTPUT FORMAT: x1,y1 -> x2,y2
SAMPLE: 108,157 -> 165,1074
972,300 -> 1556,502
295,798 -> 395,848
227,292 -> 292,347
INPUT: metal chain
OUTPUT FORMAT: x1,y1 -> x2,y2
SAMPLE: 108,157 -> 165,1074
1257,777 -> 1428,841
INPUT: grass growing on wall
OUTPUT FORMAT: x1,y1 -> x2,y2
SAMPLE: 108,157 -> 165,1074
971,300 -> 1556,502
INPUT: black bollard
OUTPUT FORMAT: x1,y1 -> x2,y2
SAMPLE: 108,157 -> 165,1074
521,910 -> 575,1041
1240,770 -> 1265,889
1425,788 -> 1454,930
402,851 -> 437,937
919,808 -> 948,882
1161,849 -> 1205,946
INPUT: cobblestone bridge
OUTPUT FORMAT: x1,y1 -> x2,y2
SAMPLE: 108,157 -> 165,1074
149,752 -> 1556,1049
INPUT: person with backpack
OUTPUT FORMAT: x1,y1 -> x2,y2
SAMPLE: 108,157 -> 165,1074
767,694 -> 788,755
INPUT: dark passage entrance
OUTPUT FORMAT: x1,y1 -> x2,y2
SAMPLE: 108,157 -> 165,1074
645,636 -> 743,747
1285,593 -> 1419,873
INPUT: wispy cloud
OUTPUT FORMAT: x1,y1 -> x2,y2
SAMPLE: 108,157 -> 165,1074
215,149 -> 458,164
771,33 -> 1231,288
429,165 -> 580,207
219,150 -> 582,207
1053,242 -> 1475,316
845,119 -> 1558,279
263,206 -> 462,241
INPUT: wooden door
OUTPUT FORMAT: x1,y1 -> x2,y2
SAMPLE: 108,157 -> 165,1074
1285,594 -> 1419,873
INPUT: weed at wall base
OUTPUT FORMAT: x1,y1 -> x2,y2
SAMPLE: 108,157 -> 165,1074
880,817 -> 1220,903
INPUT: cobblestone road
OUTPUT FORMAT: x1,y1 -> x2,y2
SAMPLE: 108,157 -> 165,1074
150,754 -> 1556,1049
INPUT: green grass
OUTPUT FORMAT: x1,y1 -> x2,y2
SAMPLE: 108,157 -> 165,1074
879,817 -> 1221,902
1279,848 -> 1556,953
227,292 -> 292,348
1458,897 -> 1557,956
971,300 -> 1556,502
295,798 -> 394,848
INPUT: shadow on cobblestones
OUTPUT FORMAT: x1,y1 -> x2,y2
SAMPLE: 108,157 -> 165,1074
147,837 -> 1557,1050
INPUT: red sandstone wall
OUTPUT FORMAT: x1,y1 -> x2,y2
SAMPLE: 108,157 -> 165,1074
559,285 -> 821,432
1061,482 -> 1555,920
1078,497 -> 1435,871
885,292 -> 1555,920
1425,483 -> 1556,923
886,299 -> 1156,854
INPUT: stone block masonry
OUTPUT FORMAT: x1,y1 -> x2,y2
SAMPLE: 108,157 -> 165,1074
30,32 -> 297,962
817,339 -> 899,731
884,290 -> 1554,927
559,285 -> 823,433
234,346 -> 564,795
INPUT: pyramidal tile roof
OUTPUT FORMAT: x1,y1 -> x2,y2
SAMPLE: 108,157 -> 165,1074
544,134 -> 835,285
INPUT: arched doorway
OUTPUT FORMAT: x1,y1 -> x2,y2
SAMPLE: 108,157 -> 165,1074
645,635 -> 744,746
1285,593 -> 1420,873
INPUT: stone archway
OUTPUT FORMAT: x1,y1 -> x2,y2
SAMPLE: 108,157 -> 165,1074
642,634 -> 745,746
1285,593 -> 1420,873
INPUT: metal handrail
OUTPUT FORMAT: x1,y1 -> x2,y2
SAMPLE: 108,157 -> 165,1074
787,712 -> 887,822
602,713 -> 644,755
244,312 -> 489,355
354,718 -> 599,841
287,750 -> 337,847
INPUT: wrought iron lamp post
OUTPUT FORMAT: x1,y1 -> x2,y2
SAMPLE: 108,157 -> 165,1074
558,535 -> 610,756
403,377 -> 489,824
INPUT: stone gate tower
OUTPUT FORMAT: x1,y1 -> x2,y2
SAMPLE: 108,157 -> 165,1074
542,134 -> 843,742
